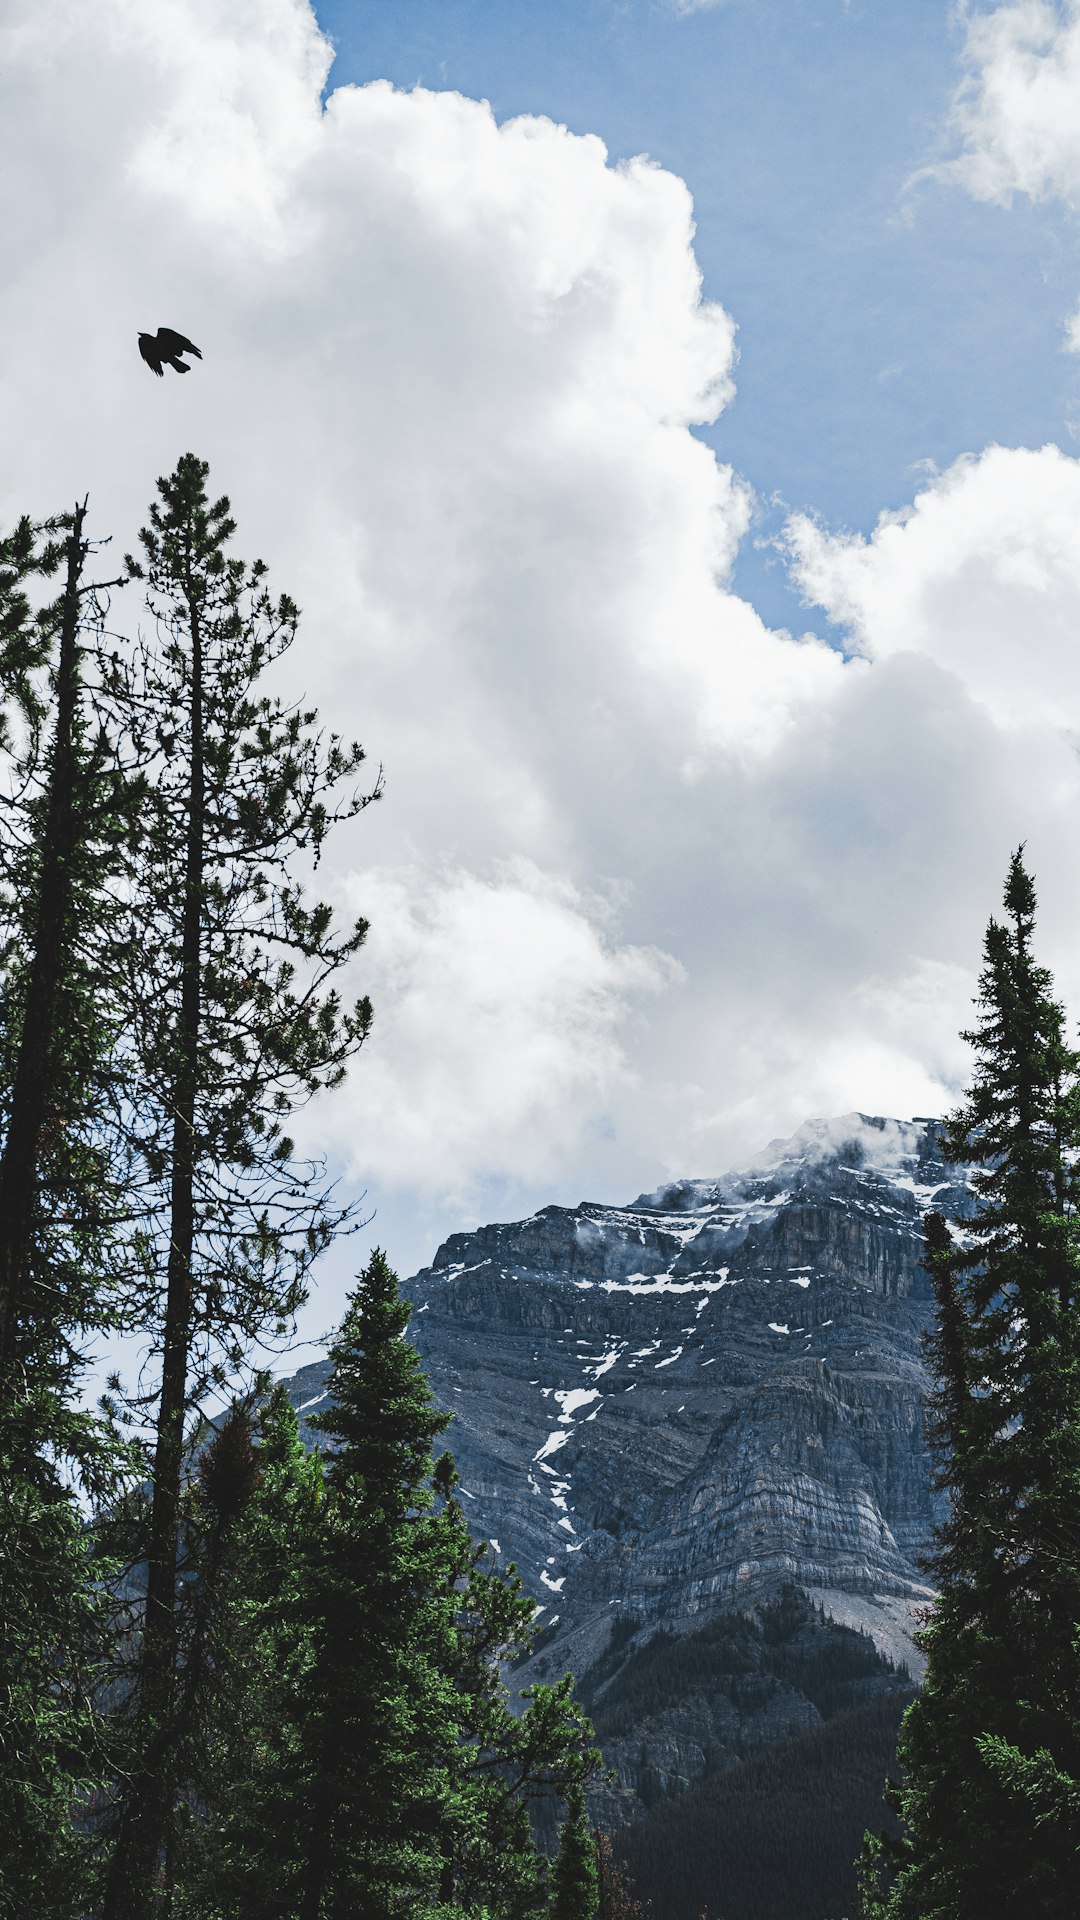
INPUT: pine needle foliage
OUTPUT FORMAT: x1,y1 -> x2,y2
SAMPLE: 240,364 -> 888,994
297,1249 -> 458,1916
298,1250 -> 600,1918
173,1384 -> 325,1919
862,852 -> 1080,1919
550,1782 -> 598,1920
174,1252 -> 600,1920
0,503 -> 136,1918
101,454 -> 379,1920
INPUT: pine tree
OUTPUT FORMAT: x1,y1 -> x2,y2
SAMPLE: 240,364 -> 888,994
163,1403 -> 263,1906
550,1782 -> 599,1920
307,1255 -> 602,1920
198,1253 -> 599,1920
0,503 -> 123,1362
863,852 -> 1080,1919
0,503 -> 134,1916
297,1249 -> 463,1916
174,1384 -> 325,1919
440,1521 -> 598,1918
101,455 -> 378,1919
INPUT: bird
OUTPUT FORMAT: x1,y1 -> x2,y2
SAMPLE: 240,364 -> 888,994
138,328 -> 202,377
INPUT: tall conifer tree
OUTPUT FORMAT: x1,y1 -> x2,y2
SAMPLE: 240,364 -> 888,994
0,503 -> 134,1915
297,1248 -> 474,1915
863,853 -> 1080,1919
296,1252 -> 599,1919
189,1252 -> 597,1919
175,1384 -> 325,1919
550,1783 -> 599,1920
101,455 -> 378,1919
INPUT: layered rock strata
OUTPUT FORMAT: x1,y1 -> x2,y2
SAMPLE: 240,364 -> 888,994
285,1114 -> 972,1718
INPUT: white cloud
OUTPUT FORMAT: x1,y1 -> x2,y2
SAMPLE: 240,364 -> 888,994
785,443 -> 1080,731
928,2 -> 1080,345
854,960 -> 976,1096
326,861 -> 681,1200
9,0 -> 1080,1279
936,1 -> 1080,211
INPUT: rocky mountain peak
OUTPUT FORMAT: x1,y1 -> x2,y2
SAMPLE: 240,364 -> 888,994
285,1115 -> 975,1738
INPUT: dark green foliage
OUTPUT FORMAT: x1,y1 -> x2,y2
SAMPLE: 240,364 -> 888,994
162,1386 -> 324,1918
582,1590 -> 912,1920
205,1384 -> 324,1918
166,1253 -> 598,1918
619,1690 -> 912,1920
864,853 -> 1080,1919
588,1589 -> 905,1748
296,1249 -> 460,1915
0,500 -> 134,1372
101,455 -> 377,1918
551,1782 -> 598,1920
169,1404 -> 263,1804
0,467 -> 603,1916
294,1250 -> 598,1918
107,450 -> 377,1401
0,504 -> 135,1917
0,1390 -> 127,1920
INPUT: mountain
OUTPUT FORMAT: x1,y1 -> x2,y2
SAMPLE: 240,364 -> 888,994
282,1112 -> 971,1907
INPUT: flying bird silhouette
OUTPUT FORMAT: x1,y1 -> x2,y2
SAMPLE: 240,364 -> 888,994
138,328 -> 202,377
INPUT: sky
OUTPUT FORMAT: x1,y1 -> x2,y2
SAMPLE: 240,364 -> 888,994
6,0 -> 1080,1344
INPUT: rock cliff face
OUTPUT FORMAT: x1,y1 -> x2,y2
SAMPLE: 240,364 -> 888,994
284,1112 -> 973,1825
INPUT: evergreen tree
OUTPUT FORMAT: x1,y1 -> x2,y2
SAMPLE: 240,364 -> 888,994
0,503 -> 134,1917
173,1384 -> 325,1919
439,1522 -> 597,1918
165,1403 -> 263,1905
101,455 -> 378,1920
550,1783 -> 598,1920
0,503 -> 123,1364
297,1249 -> 470,1916
303,1254 -> 601,1920
862,852 -> 1080,1919
192,1252 -> 599,1920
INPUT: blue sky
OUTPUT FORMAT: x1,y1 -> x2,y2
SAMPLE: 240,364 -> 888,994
316,0 -> 1080,626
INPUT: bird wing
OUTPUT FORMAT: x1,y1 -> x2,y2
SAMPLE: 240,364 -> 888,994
139,337 -> 164,376
156,328 -> 202,359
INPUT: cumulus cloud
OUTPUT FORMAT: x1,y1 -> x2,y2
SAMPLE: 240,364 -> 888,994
937,0 -> 1080,210
786,443 -> 1080,731
8,0 -> 1080,1278
928,1 -> 1080,343
326,861 -> 681,1200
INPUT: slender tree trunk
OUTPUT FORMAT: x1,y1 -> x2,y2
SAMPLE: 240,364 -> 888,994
0,503 -> 86,1370
104,571 -> 204,1920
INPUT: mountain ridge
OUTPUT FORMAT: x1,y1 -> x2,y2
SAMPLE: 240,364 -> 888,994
284,1112 -> 972,1715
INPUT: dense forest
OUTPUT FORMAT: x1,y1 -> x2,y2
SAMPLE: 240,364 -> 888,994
584,1589 -> 910,1745
3,462 -> 1080,1917
591,1593 -> 914,1920
623,1692 -> 912,1920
